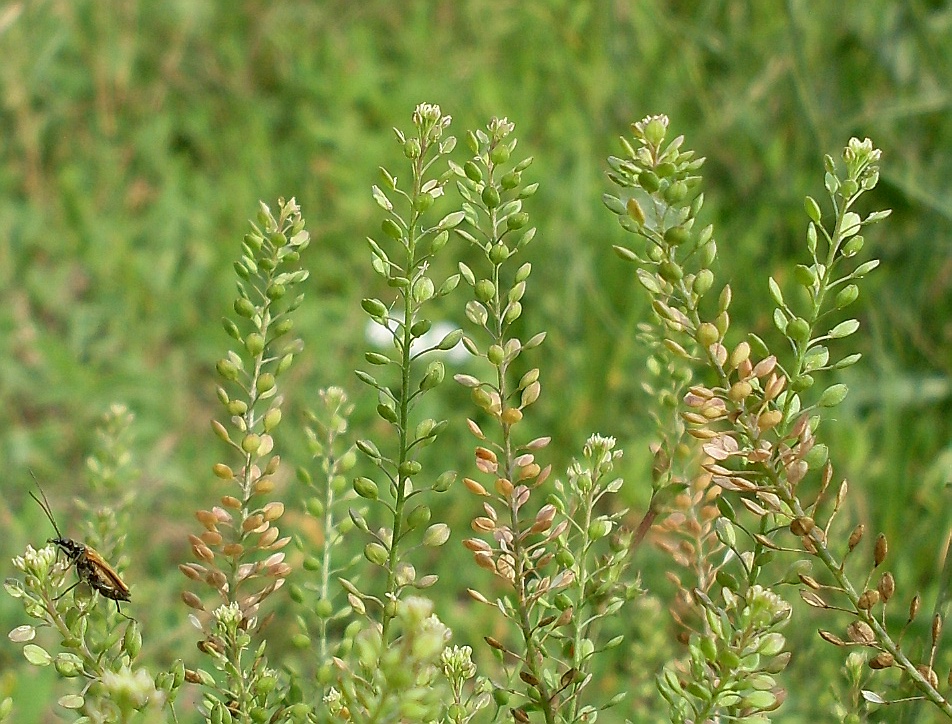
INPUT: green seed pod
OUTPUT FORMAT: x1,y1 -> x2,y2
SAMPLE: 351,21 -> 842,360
664,226 -> 690,246
433,470 -> 456,492
655,161 -> 676,178
500,171 -> 521,189
263,408 -> 282,432
256,373 -> 276,393
364,542 -> 389,567
664,180 -> 688,204
376,403 -> 398,424
361,298 -> 388,319
794,264 -> 816,287
693,269 -> 714,295
792,374 -> 815,391
244,232 -> 263,253
414,192 -> 434,213
842,235 -> 864,257
639,170 -> 660,193
507,212 -> 529,230
697,322 -> 720,347
489,242 -> 509,264
463,161 -> 483,182
227,399 -> 248,415
54,653 -> 84,678
420,360 -> 445,391
216,359 -> 240,381
490,144 -> 510,164
472,387 -> 493,410
353,477 -> 378,500
835,284 -> 860,309
475,279 -> 495,302
399,460 -> 423,477
412,275 -> 435,303
381,218 -> 402,240
245,333 -> 265,356
242,434 -> 262,454
431,229 -> 449,252
658,261 -> 683,282
645,118 -> 666,145
588,518 -> 613,540
407,505 -> 431,530
234,298 -> 256,318
404,138 -> 421,159
481,185 -> 501,209
233,260 -> 250,280
787,317 -> 811,343
626,197 -> 645,226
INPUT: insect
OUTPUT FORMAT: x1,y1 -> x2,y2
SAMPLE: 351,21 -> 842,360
29,480 -> 131,615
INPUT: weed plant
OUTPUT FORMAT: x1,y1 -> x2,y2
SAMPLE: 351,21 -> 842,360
5,106 -> 951,723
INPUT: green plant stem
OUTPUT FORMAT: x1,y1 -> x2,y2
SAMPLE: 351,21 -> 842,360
481,195 -> 556,723
381,151 -> 425,641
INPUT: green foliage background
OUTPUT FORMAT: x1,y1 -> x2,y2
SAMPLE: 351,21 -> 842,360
0,1 -> 949,721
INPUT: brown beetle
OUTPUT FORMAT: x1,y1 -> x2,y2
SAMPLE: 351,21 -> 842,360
30,480 -> 131,615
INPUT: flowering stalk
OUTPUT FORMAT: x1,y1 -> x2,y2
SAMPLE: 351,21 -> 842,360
5,408 -> 174,722
350,102 -> 461,638
607,118 -> 952,717
291,386 -> 359,691
181,197 -> 309,722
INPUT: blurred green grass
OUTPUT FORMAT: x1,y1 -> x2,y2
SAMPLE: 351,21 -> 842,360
0,1 -> 949,721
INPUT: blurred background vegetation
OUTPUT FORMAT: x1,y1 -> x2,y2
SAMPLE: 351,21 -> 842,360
0,0 -> 949,721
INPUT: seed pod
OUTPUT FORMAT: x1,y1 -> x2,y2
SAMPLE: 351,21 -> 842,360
874,533 -> 888,567
847,524 -> 865,551
877,572 -> 895,603
869,652 -> 894,669
846,620 -> 875,645
917,665 -> 940,690
789,517 -> 815,536
857,590 -> 880,611
909,594 -> 921,622
933,614 -> 943,645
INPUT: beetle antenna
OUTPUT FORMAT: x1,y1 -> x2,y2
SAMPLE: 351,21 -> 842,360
29,471 -> 64,540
